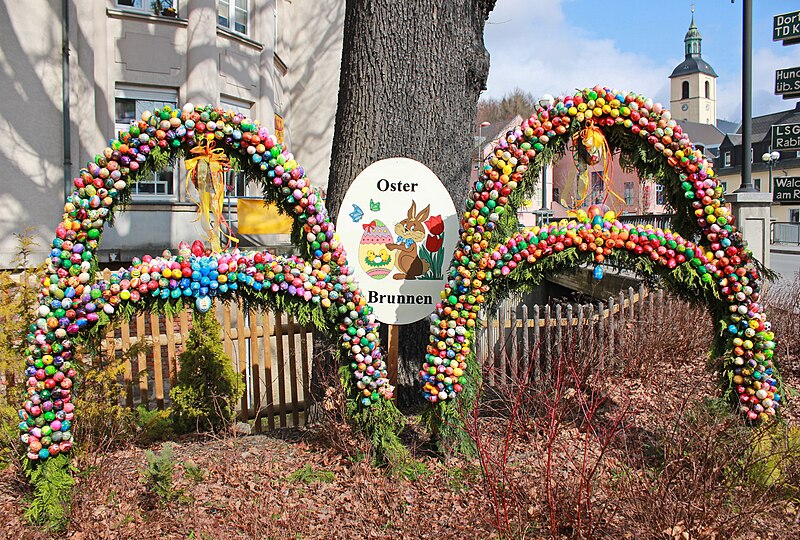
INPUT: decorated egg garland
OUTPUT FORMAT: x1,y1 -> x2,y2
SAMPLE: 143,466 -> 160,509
19,85 -> 782,466
423,85 -> 780,423
19,103 -> 394,462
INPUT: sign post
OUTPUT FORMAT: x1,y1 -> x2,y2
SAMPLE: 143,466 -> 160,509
337,158 -> 459,391
773,177 -> 800,204
773,10 -> 800,46
775,66 -> 800,99
771,123 -> 800,152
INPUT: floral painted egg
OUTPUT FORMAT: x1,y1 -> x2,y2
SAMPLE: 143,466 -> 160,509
358,220 -> 394,279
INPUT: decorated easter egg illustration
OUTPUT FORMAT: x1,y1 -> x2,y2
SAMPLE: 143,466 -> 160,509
358,220 -> 394,279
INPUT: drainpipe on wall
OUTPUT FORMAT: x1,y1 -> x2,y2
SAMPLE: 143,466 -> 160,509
62,0 -> 72,201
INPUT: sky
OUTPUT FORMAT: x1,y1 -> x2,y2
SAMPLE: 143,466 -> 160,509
483,0 -> 800,123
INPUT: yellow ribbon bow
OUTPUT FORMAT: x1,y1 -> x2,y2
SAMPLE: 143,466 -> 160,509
184,136 -> 238,252
569,121 -> 626,212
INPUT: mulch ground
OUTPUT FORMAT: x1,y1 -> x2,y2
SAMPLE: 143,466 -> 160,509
2,297 -> 799,540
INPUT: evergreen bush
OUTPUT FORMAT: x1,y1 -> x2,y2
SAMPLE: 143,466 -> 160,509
170,310 -> 243,433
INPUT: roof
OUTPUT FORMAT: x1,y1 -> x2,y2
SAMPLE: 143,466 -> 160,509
723,133 -> 742,147
679,120 -> 724,147
736,102 -> 800,142
669,56 -> 718,78
479,115 -> 523,154
716,119 -> 739,134
670,15 -> 718,79
685,18 -> 702,41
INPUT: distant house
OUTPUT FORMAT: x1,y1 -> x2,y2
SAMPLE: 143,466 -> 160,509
716,103 -> 800,224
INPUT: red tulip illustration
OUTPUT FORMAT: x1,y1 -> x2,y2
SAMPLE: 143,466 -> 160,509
416,214 -> 445,279
425,234 -> 443,253
425,215 -> 444,235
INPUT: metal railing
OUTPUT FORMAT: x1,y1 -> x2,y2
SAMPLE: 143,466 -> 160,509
771,222 -> 800,245
618,213 -> 674,230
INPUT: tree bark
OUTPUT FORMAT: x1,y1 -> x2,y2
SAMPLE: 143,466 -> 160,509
320,0 -> 496,410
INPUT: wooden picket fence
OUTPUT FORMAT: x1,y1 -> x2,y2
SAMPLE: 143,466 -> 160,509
94,271 -> 313,431
475,284 -> 671,387
6,267 -> 674,431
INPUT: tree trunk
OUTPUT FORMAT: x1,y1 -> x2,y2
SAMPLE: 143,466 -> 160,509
318,0 -> 496,410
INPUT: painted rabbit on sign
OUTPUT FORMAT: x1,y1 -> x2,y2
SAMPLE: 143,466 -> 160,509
386,201 -> 431,280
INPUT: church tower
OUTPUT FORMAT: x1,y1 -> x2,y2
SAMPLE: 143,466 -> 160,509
669,8 -> 718,124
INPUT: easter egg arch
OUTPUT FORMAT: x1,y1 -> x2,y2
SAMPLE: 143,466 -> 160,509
422,86 -> 780,433
19,86 -> 781,473
19,103 -> 403,464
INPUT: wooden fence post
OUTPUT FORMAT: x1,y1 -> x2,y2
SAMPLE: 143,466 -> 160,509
554,304 -> 562,364
235,303 -> 248,422
150,312 -> 165,410
498,304 -> 506,386
274,314 -> 287,430
521,305 -> 529,383
286,315 -> 300,427
543,304 -> 551,377
135,313 -> 148,408
532,304 -> 540,383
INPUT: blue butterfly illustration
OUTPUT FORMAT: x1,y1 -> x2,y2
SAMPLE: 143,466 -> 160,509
349,204 -> 364,222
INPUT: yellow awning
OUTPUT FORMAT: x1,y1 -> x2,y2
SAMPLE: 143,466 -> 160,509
236,199 -> 293,235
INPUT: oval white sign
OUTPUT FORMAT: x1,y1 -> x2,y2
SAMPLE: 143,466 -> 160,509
337,158 -> 458,325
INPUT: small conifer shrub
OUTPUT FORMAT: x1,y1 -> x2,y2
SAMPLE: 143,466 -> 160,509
170,310 -> 243,432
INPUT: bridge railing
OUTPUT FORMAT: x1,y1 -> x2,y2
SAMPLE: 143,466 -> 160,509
771,222 -> 800,246
618,213 -> 674,230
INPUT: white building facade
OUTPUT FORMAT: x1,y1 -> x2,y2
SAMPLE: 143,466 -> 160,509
0,0 -> 345,266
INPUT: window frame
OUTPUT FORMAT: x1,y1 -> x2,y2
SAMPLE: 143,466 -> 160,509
114,84 -> 179,201
724,151 -> 732,167
219,96 -> 255,199
115,0 -> 176,16
681,80 -> 690,100
655,183 -> 666,206
589,171 -> 603,205
218,0 -> 250,36
624,181 -> 634,206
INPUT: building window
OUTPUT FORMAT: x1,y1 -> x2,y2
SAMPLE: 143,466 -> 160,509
218,0 -> 249,35
552,187 -> 560,205
116,0 -> 176,16
754,178 -> 761,191
590,171 -> 603,205
655,184 -> 666,206
115,85 -> 178,198
705,80 -> 710,99
116,0 -> 150,13
724,151 -> 731,167
681,81 -> 689,100
624,182 -> 634,205
721,181 -> 728,193
220,96 -> 254,198
790,209 -> 800,223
